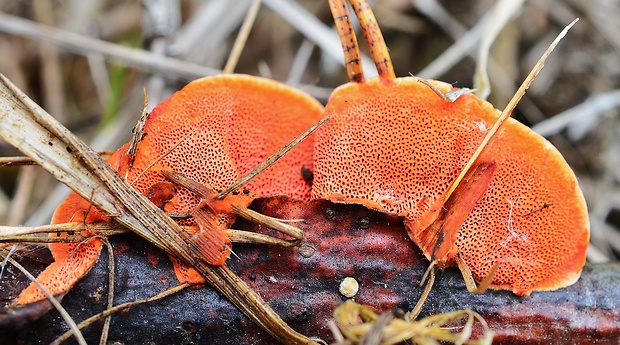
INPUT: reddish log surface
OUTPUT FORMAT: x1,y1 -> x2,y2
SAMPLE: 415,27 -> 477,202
1,197 -> 619,344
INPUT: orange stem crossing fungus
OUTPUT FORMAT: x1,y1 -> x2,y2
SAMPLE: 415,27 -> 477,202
16,74 -> 324,304
314,0 -> 589,297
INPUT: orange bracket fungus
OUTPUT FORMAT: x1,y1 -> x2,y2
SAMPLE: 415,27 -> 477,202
14,74 -> 325,305
314,0 -> 589,304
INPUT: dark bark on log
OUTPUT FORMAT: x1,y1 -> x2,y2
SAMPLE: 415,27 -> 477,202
1,197 -> 619,344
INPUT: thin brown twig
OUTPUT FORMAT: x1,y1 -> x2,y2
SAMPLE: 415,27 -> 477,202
0,235 -> 104,243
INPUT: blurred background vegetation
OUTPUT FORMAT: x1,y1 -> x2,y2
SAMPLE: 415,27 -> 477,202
0,0 -> 618,263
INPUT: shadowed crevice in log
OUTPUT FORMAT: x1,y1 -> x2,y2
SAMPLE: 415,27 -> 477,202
1,197 -> 618,344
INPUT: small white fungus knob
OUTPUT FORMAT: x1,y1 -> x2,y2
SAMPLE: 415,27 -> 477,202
339,277 -> 359,298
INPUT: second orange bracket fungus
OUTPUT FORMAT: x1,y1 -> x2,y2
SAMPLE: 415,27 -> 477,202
314,0 -> 589,297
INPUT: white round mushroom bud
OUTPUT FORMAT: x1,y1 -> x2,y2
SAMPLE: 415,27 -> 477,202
339,277 -> 359,298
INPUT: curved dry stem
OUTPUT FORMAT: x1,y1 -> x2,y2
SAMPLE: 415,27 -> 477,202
406,267 -> 435,321
0,151 -> 115,167
98,238 -> 115,345
473,0 -> 526,100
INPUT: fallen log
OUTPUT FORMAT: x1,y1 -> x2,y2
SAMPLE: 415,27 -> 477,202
1,197 -> 618,344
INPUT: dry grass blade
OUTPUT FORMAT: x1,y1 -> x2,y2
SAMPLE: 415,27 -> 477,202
413,0 -> 529,113
0,220 -> 299,247
226,229 -> 299,247
416,10 -> 490,79
0,222 -> 124,237
0,74 -> 318,344
1,235 -> 97,244
332,300 -> 493,345
0,74 -> 124,221
223,0 -> 262,74
98,238 -> 115,345
231,205 -> 303,241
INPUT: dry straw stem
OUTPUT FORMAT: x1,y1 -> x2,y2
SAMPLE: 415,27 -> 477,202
0,74 -> 318,344
0,222 -> 124,237
445,18 -> 579,200
413,0 -> 538,123
217,115 -> 330,199
332,300 -> 493,345
159,166 -> 308,243
0,221 -> 298,248
98,238 -> 115,345
223,0 -> 262,74
415,7 -> 490,80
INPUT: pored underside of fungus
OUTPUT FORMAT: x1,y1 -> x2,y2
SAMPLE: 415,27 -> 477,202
127,74 -> 324,205
316,0 -> 590,296
16,74 -> 324,304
